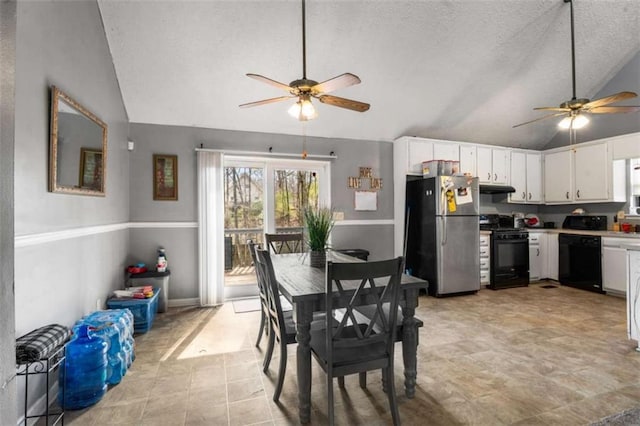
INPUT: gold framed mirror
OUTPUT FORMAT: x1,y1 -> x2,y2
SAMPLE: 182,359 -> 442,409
49,86 -> 107,196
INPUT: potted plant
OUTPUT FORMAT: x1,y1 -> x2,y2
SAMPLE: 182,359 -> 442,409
303,206 -> 335,268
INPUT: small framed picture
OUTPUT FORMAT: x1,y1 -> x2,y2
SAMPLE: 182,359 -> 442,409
78,147 -> 103,190
153,154 -> 178,200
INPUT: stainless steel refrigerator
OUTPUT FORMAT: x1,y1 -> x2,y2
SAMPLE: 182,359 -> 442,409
405,176 -> 480,296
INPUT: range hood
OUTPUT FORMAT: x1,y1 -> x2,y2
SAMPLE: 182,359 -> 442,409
479,184 -> 516,195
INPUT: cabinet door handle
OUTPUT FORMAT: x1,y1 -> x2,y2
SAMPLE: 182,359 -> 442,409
576,190 -> 580,198
522,191 -> 526,199
487,172 -> 491,180
566,191 -> 570,199
494,173 -> 498,181
536,248 -> 539,256
528,192 -> 532,200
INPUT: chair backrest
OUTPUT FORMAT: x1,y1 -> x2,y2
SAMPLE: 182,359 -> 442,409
248,240 -> 268,305
254,248 -> 287,342
325,257 -> 404,361
265,232 -> 304,254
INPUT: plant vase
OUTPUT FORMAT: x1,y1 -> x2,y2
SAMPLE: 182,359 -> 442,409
309,250 -> 326,268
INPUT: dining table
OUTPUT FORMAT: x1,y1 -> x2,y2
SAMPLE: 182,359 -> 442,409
270,251 -> 429,424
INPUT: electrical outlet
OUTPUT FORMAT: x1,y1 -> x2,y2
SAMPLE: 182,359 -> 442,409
333,211 -> 345,221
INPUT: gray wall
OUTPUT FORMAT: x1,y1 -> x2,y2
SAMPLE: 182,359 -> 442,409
13,0 -> 129,419
544,51 -> 640,150
128,123 -> 394,298
0,1 -> 17,424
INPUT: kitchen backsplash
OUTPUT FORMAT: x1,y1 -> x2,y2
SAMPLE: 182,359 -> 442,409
480,195 -> 637,230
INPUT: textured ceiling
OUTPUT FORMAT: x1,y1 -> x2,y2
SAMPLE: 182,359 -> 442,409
98,0 -> 640,149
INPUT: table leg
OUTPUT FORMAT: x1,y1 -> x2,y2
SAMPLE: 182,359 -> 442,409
402,289 -> 419,399
294,302 -> 313,424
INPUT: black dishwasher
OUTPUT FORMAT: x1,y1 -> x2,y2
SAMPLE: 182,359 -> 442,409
558,215 -> 606,293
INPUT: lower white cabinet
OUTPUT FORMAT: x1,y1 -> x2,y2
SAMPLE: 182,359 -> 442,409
480,234 -> 490,285
546,233 -> 559,281
602,238 -> 629,295
528,232 -> 546,281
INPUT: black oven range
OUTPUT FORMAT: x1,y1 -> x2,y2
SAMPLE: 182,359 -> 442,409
480,214 -> 530,290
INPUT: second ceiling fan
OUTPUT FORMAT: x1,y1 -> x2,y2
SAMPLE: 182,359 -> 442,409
239,0 -> 369,121
514,0 -> 639,129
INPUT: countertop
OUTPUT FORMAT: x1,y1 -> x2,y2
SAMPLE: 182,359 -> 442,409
621,243 -> 640,250
522,229 -> 640,239
479,228 -> 640,239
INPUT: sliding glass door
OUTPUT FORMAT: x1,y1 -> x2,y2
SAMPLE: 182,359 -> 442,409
223,157 -> 329,287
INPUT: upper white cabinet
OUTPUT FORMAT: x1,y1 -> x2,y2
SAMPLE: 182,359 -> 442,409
510,151 -> 542,203
459,145 -> 477,177
433,142 -> 460,162
544,141 -> 625,204
477,146 -> 509,184
544,149 -> 573,203
407,139 -> 434,174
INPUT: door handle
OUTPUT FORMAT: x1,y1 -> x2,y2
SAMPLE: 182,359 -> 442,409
566,191 -> 570,199
487,172 -> 491,180
536,248 -> 539,256
494,173 -> 498,181
528,192 -> 532,200
522,191 -> 526,199
576,190 -> 580,198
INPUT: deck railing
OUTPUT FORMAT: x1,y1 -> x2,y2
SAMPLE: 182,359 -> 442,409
224,227 -> 304,270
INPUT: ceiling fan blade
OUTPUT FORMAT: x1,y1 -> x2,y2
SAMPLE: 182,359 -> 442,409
512,112 -> 568,128
582,91 -> 638,110
311,73 -> 361,95
317,95 -> 369,112
586,105 -> 640,114
246,74 -> 293,92
533,107 -> 572,112
239,96 -> 293,108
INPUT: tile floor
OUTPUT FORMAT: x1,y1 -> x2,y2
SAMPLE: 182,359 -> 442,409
66,283 -> 640,425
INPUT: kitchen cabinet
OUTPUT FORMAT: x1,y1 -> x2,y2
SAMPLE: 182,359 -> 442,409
477,146 -> 509,184
407,138 -> 434,174
544,141 -> 625,204
546,233 -> 559,280
433,142 -> 459,163
480,234 -> 490,285
602,238 -> 629,295
544,150 -> 573,203
459,145 -> 476,177
528,232 -> 546,281
510,151 -> 542,204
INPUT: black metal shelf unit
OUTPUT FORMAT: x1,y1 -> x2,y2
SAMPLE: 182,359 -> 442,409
16,344 -> 65,425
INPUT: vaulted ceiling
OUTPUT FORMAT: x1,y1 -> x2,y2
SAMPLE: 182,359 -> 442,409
98,0 -> 640,149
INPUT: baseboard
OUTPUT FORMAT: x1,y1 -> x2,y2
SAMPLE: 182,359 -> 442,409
168,298 -> 199,307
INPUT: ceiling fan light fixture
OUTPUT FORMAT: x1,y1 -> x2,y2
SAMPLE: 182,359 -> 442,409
558,113 -> 589,130
288,97 -> 317,121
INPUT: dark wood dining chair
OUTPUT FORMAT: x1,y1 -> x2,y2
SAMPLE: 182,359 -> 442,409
309,257 -> 404,426
253,247 -> 327,402
247,240 -> 269,349
265,232 -> 303,254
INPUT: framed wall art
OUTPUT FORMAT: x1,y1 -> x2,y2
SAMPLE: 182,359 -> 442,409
78,147 -> 103,191
153,154 -> 178,200
354,190 -> 377,211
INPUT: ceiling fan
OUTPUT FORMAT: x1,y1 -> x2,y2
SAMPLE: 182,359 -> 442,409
513,0 -> 640,129
239,0 -> 369,121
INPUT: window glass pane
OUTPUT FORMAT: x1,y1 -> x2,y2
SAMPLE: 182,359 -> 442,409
273,169 -> 319,232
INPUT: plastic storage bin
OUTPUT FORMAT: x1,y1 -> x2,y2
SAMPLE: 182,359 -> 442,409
59,325 -> 108,410
127,270 -> 170,313
106,288 -> 160,334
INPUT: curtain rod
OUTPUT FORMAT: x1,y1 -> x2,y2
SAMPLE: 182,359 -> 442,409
194,147 -> 337,160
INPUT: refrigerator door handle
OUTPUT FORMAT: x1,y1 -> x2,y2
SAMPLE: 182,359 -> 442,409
442,215 -> 448,246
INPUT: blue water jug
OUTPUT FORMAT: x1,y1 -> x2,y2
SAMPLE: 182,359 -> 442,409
59,324 -> 108,409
